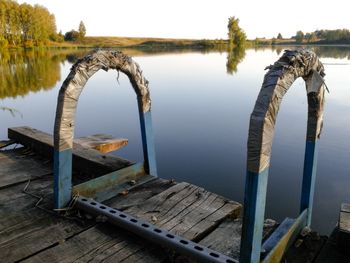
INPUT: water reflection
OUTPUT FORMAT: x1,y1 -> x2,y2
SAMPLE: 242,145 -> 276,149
0,47 -> 249,100
0,106 -> 22,117
226,46 -> 246,74
0,49 -> 89,99
256,45 -> 350,60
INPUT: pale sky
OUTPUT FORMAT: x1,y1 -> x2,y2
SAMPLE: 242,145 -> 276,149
18,0 -> 350,39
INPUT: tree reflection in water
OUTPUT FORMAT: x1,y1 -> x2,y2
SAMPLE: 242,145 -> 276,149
226,45 -> 246,74
0,49 -> 90,99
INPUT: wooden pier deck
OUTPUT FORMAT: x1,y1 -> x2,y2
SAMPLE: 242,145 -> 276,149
1,127 -> 350,262
1,127 -> 251,262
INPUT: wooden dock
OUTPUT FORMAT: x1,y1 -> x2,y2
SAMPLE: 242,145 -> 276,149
1,127 -> 250,262
1,127 -> 348,263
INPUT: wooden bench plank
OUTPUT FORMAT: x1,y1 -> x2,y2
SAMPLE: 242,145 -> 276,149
8,126 -> 132,176
75,134 -> 128,153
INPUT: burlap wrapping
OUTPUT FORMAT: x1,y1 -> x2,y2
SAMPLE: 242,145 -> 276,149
54,50 -> 151,151
248,49 -> 326,173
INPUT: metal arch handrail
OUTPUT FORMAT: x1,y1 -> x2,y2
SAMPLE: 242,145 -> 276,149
240,49 -> 326,263
53,50 -> 157,209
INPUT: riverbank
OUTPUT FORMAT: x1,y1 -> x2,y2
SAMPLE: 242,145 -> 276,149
1,36 -> 228,50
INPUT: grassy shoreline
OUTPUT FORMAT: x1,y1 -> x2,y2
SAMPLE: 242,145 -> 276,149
2,36 -> 350,52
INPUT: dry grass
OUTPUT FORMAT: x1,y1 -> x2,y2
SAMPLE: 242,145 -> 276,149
73,36 -> 200,47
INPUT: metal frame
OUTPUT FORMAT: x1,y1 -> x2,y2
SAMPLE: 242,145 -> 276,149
240,50 -> 325,263
54,98 -> 157,209
53,52 -> 157,209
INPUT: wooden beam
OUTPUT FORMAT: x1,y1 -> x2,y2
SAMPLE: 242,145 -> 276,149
73,162 -> 156,202
261,210 -> 307,263
8,126 -> 132,176
338,203 -> 350,250
74,134 -> 128,153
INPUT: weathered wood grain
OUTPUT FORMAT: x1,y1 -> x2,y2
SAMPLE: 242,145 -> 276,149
314,229 -> 348,263
199,218 -> 277,261
123,182 -> 241,239
17,179 -> 174,263
75,134 -> 128,153
283,231 -> 327,263
19,181 -> 241,262
0,149 -> 51,188
8,126 -> 132,176
0,214 -> 91,263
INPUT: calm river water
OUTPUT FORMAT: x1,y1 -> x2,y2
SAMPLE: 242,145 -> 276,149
1,46 -> 350,234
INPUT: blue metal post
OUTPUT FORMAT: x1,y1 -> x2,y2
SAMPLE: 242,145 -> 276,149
138,105 -> 157,177
240,168 -> 269,263
300,140 -> 319,226
53,149 -> 73,209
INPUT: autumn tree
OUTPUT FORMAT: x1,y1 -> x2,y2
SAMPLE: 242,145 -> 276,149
227,16 -> 246,50
0,0 -> 57,47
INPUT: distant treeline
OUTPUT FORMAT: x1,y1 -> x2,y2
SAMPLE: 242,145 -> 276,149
0,0 -> 59,48
254,29 -> 350,46
292,29 -> 350,44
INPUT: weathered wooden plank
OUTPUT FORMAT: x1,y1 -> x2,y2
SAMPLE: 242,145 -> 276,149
0,174 -> 95,263
20,181 -> 241,262
338,203 -> 350,252
0,150 -> 51,188
283,231 -> 327,263
8,126 -> 132,176
18,179 -> 174,263
0,139 -> 16,149
122,182 -> 241,240
0,218 -> 91,263
198,218 -> 277,261
314,229 -> 349,263
21,224 -> 122,263
73,163 -> 153,202
100,182 -> 241,261
341,203 -> 350,213
0,176 -> 52,216
339,210 -> 350,233
75,134 -> 128,153
105,178 -> 175,210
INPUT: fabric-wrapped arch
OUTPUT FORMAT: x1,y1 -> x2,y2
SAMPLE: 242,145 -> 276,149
54,50 -> 151,151
247,49 -> 325,173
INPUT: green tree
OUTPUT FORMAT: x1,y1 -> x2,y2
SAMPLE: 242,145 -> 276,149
227,16 -> 246,50
277,33 -> 283,39
295,30 -> 304,43
64,30 -> 79,41
78,20 -> 86,39
307,32 -> 317,43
